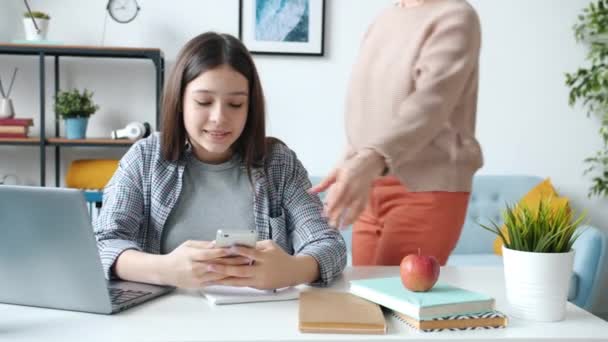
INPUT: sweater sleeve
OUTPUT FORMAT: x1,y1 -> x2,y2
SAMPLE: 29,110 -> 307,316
361,5 -> 481,171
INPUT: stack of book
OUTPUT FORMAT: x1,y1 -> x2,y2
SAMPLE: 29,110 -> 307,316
349,277 -> 508,332
0,118 -> 34,138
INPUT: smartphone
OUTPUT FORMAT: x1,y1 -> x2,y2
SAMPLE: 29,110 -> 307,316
215,229 -> 257,248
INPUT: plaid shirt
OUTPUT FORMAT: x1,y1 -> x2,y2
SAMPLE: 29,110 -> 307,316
94,133 -> 346,286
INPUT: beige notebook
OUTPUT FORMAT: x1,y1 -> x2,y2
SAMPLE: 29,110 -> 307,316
298,290 -> 387,334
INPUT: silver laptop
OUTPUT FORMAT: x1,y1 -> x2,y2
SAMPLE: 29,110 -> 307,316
0,185 -> 173,314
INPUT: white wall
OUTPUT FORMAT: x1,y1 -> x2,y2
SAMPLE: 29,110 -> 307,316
1,0 -> 607,313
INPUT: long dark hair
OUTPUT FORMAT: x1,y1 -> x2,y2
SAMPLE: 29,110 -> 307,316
161,32 -> 269,172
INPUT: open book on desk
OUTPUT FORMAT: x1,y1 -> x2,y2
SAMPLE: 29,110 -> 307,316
199,285 -> 299,305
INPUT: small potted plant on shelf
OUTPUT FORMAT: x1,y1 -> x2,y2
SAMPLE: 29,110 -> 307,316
23,11 -> 50,41
55,89 -> 99,140
479,198 -> 586,322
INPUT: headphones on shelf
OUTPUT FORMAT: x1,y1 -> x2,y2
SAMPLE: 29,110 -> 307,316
111,122 -> 151,140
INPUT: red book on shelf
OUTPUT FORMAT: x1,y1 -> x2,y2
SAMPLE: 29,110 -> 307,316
0,133 -> 28,138
0,126 -> 28,135
0,118 -> 34,126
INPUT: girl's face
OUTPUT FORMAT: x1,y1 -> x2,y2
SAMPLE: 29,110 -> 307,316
183,64 -> 249,164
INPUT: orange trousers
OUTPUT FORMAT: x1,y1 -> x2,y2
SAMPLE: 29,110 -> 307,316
352,176 -> 470,266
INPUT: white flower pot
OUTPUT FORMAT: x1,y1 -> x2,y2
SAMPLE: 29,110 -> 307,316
0,98 -> 15,119
502,246 -> 574,322
23,18 -> 49,41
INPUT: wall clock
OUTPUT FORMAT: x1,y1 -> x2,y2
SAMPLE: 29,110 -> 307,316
106,0 -> 140,24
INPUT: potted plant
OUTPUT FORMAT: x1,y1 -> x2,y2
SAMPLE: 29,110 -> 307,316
23,11 -> 50,41
55,89 -> 99,139
479,198 -> 586,322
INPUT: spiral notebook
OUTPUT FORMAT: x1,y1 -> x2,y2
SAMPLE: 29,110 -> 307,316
200,286 -> 299,305
392,310 -> 508,332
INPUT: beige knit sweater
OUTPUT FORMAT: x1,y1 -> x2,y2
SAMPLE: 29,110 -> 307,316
345,0 -> 483,192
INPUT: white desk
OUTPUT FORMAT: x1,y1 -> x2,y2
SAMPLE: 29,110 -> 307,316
2,266 -> 608,342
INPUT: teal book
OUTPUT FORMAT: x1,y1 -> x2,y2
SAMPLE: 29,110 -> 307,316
349,277 -> 495,321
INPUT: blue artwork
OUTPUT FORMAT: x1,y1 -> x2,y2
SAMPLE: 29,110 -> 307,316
255,0 -> 309,42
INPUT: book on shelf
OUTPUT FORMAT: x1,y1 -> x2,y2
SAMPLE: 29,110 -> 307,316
299,290 -> 387,335
0,118 -> 34,126
349,277 -> 495,321
0,133 -> 28,138
392,309 -> 508,332
0,125 -> 28,135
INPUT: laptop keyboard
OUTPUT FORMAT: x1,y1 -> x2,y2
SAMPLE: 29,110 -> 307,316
109,288 -> 152,305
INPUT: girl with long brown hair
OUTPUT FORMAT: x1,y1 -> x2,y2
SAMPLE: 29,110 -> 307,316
95,32 -> 346,289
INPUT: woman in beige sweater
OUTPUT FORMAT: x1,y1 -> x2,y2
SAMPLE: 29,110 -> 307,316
310,0 -> 483,265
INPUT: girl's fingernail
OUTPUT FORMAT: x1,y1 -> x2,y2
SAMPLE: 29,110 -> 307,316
207,265 -> 216,272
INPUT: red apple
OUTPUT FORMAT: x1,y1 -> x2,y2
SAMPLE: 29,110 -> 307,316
400,251 -> 440,292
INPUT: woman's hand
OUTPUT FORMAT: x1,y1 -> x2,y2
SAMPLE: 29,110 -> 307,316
161,240 -> 249,288
206,240 -> 320,289
308,149 -> 386,228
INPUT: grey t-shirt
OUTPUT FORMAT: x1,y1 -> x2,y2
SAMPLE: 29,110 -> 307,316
161,154 -> 254,254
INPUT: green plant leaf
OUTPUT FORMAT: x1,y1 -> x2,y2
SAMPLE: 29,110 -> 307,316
566,0 -> 608,198
23,11 -> 50,19
478,198 -> 586,253
54,88 -> 99,119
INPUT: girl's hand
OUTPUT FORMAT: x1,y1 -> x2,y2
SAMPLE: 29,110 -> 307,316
161,240 -> 235,288
206,240 -> 319,289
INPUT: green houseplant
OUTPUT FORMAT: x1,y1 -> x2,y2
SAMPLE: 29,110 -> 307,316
55,89 -> 99,139
566,0 -> 608,197
22,11 -> 51,41
479,198 -> 586,253
479,198 -> 586,322
23,11 -> 50,20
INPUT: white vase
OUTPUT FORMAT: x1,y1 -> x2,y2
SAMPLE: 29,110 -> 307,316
502,246 -> 574,322
0,98 -> 15,119
23,18 -> 49,41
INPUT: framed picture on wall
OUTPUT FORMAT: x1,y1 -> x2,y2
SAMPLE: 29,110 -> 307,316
238,0 -> 325,56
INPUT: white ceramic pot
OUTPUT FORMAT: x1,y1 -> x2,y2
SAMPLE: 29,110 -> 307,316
502,246 -> 574,322
23,18 -> 49,41
0,98 -> 15,119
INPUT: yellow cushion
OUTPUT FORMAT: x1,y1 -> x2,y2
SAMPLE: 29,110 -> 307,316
65,159 -> 119,190
493,178 -> 570,255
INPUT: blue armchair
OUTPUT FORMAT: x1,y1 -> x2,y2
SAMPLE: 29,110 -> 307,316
310,175 -> 606,312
